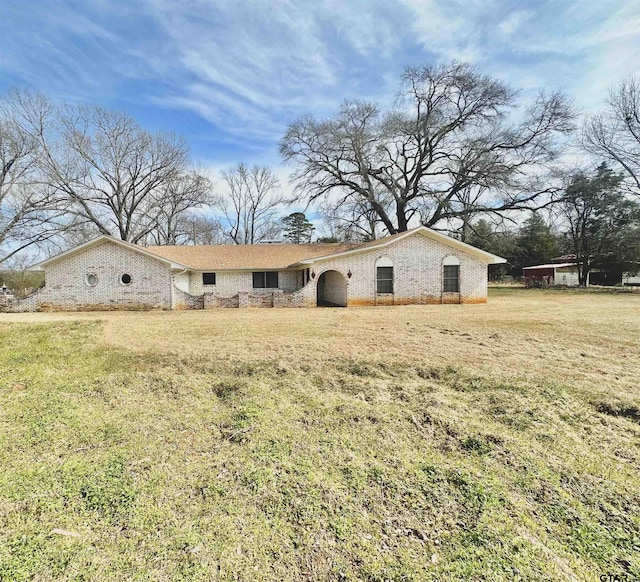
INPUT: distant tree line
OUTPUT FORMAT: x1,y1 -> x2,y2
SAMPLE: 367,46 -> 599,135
2,61 -> 640,286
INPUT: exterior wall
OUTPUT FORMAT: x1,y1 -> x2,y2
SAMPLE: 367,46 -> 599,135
174,272 -> 190,293
173,286 -> 204,310
198,233 -> 489,309
623,273 -> 640,285
22,241 -> 171,311
189,269 -> 303,296
2,232 -> 492,312
310,233 -> 488,306
555,268 -> 580,287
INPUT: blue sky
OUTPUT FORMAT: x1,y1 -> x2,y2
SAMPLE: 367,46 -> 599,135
1,0 -> 639,174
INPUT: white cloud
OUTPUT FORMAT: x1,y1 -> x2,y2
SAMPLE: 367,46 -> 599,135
3,0 -> 640,164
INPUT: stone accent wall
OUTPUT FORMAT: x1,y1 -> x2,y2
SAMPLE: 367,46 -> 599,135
4,241 -> 173,312
0,289 -> 43,313
173,286 -> 204,310
202,288 -> 304,309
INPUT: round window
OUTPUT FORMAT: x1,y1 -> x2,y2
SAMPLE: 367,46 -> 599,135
120,273 -> 132,285
85,273 -> 98,287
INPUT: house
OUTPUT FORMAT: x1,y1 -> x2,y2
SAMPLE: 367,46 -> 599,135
3,226 -> 505,312
524,259 -> 640,287
523,263 -> 582,287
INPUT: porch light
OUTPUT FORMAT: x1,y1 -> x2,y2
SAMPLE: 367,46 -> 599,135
311,271 -> 316,279
347,269 -> 352,278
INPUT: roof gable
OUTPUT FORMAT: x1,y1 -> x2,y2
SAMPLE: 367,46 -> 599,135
291,227 -> 506,266
29,235 -> 189,271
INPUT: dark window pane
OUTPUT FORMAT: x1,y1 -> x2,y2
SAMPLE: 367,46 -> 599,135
253,272 -> 265,288
376,266 -> 394,293
202,272 -> 216,285
266,272 -> 279,288
443,265 -> 459,292
377,279 -> 394,293
377,267 -> 393,279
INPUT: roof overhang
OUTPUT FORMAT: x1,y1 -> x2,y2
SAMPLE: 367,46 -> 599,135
523,263 -> 577,270
289,226 -> 506,267
28,235 -> 189,271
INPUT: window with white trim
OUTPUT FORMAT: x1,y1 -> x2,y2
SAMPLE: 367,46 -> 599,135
84,273 -> 98,287
253,271 -> 278,288
375,257 -> 394,294
202,272 -> 216,286
443,256 -> 460,293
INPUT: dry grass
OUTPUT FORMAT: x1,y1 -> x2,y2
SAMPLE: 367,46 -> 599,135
6,287 -> 638,393
1,288 -> 639,580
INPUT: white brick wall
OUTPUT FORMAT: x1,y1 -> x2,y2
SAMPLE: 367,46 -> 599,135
306,231 -> 488,306
33,240 -> 172,311
3,231 -> 490,312
188,269 -> 302,296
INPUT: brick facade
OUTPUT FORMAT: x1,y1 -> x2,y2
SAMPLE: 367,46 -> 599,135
2,230 -> 493,312
2,241 -> 172,312
186,232 -> 488,308
307,233 -> 488,306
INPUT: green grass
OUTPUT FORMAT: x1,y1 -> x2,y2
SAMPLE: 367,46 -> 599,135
1,295 -> 639,580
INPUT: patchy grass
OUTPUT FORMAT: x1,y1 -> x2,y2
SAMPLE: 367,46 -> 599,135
0,289 -> 639,580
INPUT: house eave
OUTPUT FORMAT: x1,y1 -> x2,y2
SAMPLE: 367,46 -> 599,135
28,235 -> 189,271
290,226 -> 506,266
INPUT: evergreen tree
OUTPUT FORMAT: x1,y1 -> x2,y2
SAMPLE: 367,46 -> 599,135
467,220 -> 518,278
282,212 -> 315,244
516,212 -> 560,270
559,163 -> 640,285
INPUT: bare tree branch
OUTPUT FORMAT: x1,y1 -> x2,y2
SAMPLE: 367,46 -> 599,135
281,62 -> 575,234
218,163 -> 284,244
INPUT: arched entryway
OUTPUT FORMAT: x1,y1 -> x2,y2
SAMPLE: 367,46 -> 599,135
317,270 -> 347,307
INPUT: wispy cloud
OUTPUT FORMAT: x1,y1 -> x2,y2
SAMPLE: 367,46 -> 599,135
1,0 -> 639,165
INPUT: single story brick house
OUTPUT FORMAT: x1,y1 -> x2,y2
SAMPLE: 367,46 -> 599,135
3,226 -> 505,311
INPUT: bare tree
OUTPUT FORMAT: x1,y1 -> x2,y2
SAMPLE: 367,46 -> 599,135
181,213 -> 226,245
281,62 -> 575,234
0,251 -> 45,296
218,163 -> 283,244
145,170 -> 214,244
317,199 -> 381,242
0,94 -> 64,264
9,89 -> 209,243
583,77 -> 640,196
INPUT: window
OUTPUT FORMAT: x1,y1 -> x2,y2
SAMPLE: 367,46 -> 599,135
202,272 -> 216,286
120,273 -> 132,285
253,271 -> 278,288
84,273 -> 98,287
443,265 -> 459,292
376,266 -> 394,293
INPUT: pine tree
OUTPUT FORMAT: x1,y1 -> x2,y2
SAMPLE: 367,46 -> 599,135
282,212 -> 315,244
516,212 -> 560,270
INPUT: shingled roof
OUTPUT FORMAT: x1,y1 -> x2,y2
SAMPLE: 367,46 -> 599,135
144,242 -> 360,270
30,226 -> 506,272
143,230 -> 423,270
